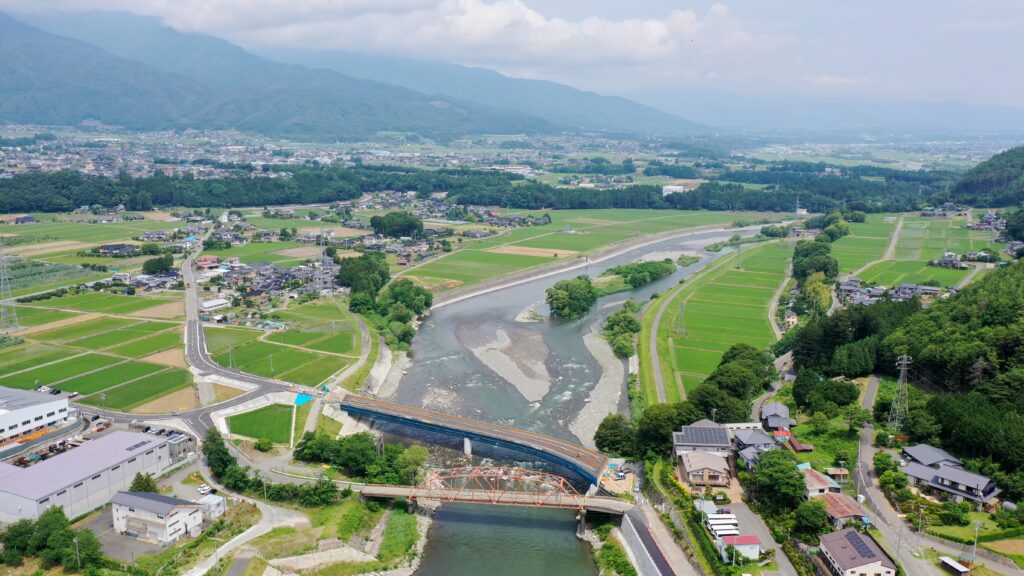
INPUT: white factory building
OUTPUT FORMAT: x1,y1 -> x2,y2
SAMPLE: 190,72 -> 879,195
111,491 -> 204,544
0,386 -> 71,446
0,431 -> 172,523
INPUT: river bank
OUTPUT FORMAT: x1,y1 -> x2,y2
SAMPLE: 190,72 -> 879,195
568,320 -> 626,449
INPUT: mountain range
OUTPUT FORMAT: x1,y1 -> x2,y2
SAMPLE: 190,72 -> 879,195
2,10 -> 705,141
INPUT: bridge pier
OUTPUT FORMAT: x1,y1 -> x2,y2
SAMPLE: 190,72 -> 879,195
407,498 -> 417,514
463,437 -> 472,456
576,511 -> 586,539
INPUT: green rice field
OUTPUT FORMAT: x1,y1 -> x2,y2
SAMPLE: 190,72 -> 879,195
406,209 -> 777,290
212,339 -> 353,386
894,218 -> 1004,261
858,260 -> 970,287
107,331 -> 182,357
654,241 -> 791,401
28,292 -> 177,315
11,306 -> 79,327
0,343 -> 70,377
203,326 -> 261,354
829,216 -> 899,273
63,321 -> 176,350
201,241 -> 310,266
78,369 -> 192,411
227,403 -> 294,443
0,353 -> 122,389
58,361 -> 166,395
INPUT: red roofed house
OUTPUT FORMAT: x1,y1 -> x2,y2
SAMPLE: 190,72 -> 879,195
803,468 -> 841,498
197,255 -> 221,269
719,534 -> 762,562
818,492 -> 867,529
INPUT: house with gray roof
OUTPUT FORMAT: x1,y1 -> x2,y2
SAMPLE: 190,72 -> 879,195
818,528 -> 896,576
903,462 -> 1000,506
760,402 -> 793,431
112,491 -> 203,544
902,444 -> 962,468
673,421 -> 733,482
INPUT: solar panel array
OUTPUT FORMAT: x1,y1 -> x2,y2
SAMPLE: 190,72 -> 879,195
676,425 -> 730,446
845,531 -> 876,558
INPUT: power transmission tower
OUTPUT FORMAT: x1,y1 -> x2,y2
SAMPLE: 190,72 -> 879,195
888,355 -> 912,432
0,235 -> 19,334
313,227 -> 332,294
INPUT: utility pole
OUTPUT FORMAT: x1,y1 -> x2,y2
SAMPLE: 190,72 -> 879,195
73,536 -> 81,570
916,504 -> 925,552
972,520 -> 982,562
887,355 -> 912,432
269,353 -> 274,376
710,408 -> 717,422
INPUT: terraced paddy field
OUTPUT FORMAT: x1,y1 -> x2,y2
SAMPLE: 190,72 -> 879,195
858,260 -> 971,287
894,218 -> 1004,261
406,209 -> 776,290
649,241 -> 791,402
227,403 -> 294,443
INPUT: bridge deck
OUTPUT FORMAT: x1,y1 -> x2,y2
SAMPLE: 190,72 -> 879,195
359,485 -> 631,514
340,395 -> 608,483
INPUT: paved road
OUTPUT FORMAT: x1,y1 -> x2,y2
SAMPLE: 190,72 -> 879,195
854,376 -> 1022,576
731,503 -> 797,576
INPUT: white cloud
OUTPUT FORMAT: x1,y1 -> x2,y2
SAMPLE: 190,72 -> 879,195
2,0 -> 775,91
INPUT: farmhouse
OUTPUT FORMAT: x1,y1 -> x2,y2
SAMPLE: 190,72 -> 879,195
902,444 -> 961,468
112,491 -> 204,544
818,528 -> 896,576
760,402 -> 793,432
98,243 -> 140,256
0,386 -> 71,446
802,467 -> 841,498
0,431 -> 173,523
679,451 -> 730,487
903,462 -> 999,506
818,492 -> 868,529
673,420 -> 732,457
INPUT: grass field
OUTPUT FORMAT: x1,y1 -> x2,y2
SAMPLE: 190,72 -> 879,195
228,404 -> 294,443
265,299 -> 360,356
648,241 -> 790,402
212,339 -> 353,386
404,209 -> 776,291
0,353 -> 122,389
859,260 -> 970,287
78,369 -> 192,411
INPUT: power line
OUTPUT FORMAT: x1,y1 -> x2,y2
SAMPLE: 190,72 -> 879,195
0,235 -> 19,334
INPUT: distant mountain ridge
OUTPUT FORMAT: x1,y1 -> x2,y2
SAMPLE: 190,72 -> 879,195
20,10 -> 706,138
0,11 -> 552,140
949,146 -> 1024,207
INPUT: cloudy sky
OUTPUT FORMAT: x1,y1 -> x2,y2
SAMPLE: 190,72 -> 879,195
5,0 -> 1023,109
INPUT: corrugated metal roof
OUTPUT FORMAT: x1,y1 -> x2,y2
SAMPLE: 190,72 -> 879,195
0,431 -> 169,500
112,491 -> 198,515
0,386 -> 64,415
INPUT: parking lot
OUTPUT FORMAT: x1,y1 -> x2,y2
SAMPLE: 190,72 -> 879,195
82,507 -> 163,563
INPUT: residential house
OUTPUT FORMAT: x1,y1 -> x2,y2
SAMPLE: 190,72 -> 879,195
818,528 -> 896,576
97,243 -> 140,256
903,462 -> 1000,506
141,231 -> 169,242
111,491 -> 204,545
760,402 -> 793,432
734,428 -> 775,453
673,420 -> 732,457
818,492 -> 867,529
14,215 -> 36,224
194,494 -> 226,520
802,467 -> 841,498
680,451 -> 730,487
718,535 -> 761,562
902,444 -> 962,468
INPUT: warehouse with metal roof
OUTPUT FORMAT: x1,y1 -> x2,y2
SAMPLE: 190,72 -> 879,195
0,431 -> 172,523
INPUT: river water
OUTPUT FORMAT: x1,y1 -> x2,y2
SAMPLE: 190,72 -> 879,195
387,227 -> 756,575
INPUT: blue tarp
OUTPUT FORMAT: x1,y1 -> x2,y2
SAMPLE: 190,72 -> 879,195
295,393 -> 313,406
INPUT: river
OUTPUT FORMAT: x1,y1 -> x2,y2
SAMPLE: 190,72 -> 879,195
385,226 -> 757,575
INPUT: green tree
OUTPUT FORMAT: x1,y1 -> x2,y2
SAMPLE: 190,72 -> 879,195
810,412 -> 831,434
254,438 -> 274,452
751,450 -> 805,513
129,472 -> 158,492
140,242 -> 162,255
594,414 -> 636,457
635,404 -> 680,455
794,499 -> 830,539
142,253 -> 174,275
874,452 -> 897,476
844,406 -> 871,432
61,529 -> 103,571
546,276 -> 597,320
337,252 -> 390,296
369,212 -> 424,238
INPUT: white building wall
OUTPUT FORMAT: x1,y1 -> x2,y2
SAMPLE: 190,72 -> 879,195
113,503 -> 203,544
0,443 -> 171,523
0,397 -> 70,443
